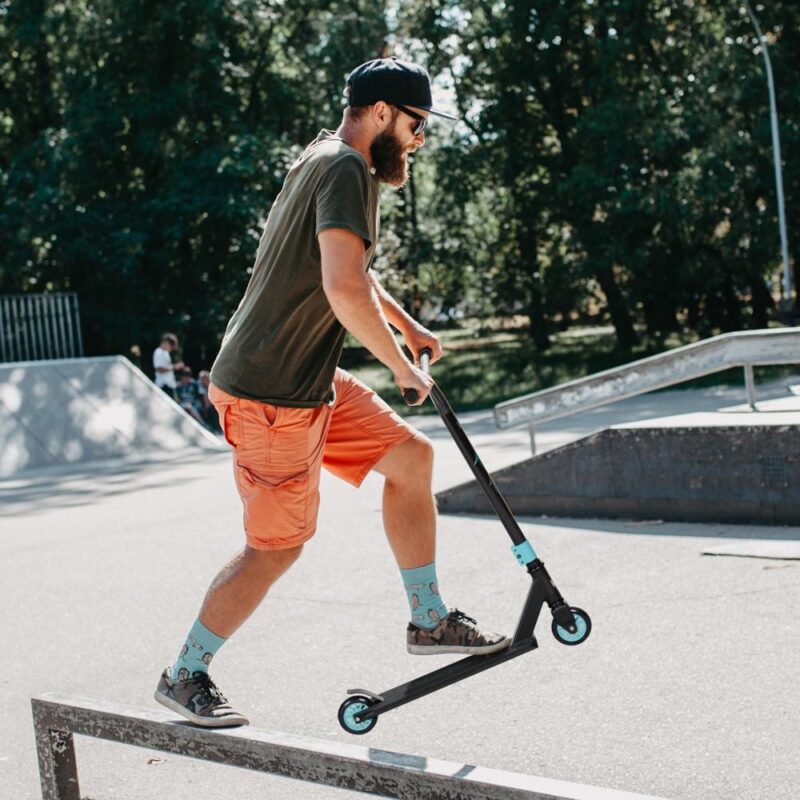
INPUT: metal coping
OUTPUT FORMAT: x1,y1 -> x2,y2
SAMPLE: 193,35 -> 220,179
494,327 -> 800,429
31,694 -> 669,800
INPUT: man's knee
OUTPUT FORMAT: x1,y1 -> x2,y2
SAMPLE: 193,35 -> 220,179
381,433 -> 434,484
244,543 -> 304,574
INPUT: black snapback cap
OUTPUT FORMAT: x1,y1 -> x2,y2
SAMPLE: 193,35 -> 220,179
345,57 -> 457,120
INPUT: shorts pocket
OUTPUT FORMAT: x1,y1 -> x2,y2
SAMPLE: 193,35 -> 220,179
235,463 -> 309,535
218,404 -> 238,447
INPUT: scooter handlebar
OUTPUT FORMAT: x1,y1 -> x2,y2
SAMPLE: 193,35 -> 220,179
402,347 -> 433,406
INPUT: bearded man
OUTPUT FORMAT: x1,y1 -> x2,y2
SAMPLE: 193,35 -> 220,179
155,57 -> 510,727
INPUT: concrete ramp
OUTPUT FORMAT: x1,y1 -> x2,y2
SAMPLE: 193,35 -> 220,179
0,356 -> 225,476
436,422 -> 800,525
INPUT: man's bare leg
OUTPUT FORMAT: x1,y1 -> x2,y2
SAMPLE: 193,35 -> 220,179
374,432 -> 510,653
373,433 -> 436,568
199,544 -> 303,638
155,544 -> 303,726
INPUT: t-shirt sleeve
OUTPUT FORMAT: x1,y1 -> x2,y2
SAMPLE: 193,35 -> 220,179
315,155 -> 372,249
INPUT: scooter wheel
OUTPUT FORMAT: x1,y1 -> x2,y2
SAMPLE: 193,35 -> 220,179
338,695 -> 378,735
552,607 -> 591,646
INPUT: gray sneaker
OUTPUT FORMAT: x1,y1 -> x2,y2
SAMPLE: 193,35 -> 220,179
407,609 -> 511,655
154,668 -> 249,727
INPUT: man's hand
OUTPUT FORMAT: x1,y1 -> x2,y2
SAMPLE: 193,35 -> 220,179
393,362 -> 434,407
402,322 -> 442,366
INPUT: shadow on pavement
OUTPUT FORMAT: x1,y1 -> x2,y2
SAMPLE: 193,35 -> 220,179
0,450 -> 230,518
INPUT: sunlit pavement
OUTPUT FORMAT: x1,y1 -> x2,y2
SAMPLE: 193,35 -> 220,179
3,383 -> 799,800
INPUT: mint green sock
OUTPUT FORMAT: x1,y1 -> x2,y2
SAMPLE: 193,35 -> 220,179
171,619 -> 226,681
401,562 -> 448,630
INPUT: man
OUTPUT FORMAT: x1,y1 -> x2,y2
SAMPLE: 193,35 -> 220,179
155,57 -> 510,727
152,333 -> 184,399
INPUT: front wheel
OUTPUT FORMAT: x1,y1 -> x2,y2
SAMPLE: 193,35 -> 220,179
551,607 -> 591,646
338,695 -> 378,735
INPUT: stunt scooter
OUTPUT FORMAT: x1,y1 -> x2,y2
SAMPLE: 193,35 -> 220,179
337,349 -> 592,734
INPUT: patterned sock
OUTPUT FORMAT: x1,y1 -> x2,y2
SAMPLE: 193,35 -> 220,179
170,619 -> 226,681
401,562 -> 448,630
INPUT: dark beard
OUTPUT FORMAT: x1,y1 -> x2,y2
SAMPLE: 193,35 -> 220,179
370,128 -> 409,187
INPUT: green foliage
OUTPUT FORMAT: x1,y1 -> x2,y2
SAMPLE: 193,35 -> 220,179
0,0 -> 388,365
1,0 -> 796,373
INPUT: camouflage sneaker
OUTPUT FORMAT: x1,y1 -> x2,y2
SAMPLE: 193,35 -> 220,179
154,668 -> 249,727
407,609 -> 511,655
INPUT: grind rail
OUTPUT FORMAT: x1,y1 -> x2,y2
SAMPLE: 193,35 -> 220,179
493,327 -> 800,453
31,694 -> 668,800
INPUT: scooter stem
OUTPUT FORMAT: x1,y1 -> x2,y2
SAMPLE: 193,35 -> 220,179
406,347 -> 527,547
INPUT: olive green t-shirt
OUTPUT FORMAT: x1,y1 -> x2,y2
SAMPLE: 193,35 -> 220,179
210,130 -> 380,406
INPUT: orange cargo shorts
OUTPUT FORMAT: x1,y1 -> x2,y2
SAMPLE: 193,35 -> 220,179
209,368 -> 417,551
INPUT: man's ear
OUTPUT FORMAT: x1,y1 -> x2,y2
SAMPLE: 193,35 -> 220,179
372,101 -> 392,130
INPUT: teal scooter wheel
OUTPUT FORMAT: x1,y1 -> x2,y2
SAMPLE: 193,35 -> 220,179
338,695 -> 378,735
552,607 -> 591,646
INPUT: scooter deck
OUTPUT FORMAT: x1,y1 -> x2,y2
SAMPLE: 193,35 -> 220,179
357,636 -> 538,720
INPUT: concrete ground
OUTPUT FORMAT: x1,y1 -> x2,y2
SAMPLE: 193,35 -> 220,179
3,382 -> 799,800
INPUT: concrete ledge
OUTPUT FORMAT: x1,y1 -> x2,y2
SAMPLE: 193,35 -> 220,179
31,694 -> 668,800
437,425 -> 800,525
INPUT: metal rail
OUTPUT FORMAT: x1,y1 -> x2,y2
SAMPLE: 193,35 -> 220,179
31,694 -> 667,800
494,328 -> 800,450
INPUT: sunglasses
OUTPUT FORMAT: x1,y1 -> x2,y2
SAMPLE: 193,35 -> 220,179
395,105 -> 427,136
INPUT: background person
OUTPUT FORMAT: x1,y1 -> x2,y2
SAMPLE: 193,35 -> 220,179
175,367 -> 206,426
197,370 -> 221,432
152,333 -> 184,400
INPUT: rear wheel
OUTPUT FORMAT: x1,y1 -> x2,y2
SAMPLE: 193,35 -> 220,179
338,695 -> 378,735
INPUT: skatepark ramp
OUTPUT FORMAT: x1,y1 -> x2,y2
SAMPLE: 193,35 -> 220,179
436,328 -> 800,525
437,422 -> 800,525
32,694 -> 668,800
0,356 -> 225,477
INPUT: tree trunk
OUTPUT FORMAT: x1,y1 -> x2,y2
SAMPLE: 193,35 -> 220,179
642,297 -> 679,338
594,265 -> 639,349
749,275 -> 774,329
722,273 -> 742,331
527,305 -> 551,351
793,260 -> 800,313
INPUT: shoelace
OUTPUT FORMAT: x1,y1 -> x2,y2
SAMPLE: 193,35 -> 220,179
192,672 -> 225,704
447,609 -> 477,628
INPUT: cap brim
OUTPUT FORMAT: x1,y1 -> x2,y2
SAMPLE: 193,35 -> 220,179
415,105 -> 459,121
429,108 -> 459,121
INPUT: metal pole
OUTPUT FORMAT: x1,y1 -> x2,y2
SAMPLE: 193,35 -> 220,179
744,363 -> 757,410
71,294 -> 84,357
0,297 -> 7,363
17,295 -> 31,361
742,0 -> 793,304
55,294 -> 69,358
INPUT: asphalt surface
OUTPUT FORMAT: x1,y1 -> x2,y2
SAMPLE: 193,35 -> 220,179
3,384 -> 799,800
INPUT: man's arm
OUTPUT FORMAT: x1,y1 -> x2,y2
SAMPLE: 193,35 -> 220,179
368,273 -> 442,364
319,228 -> 432,403
369,273 -> 415,334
